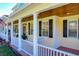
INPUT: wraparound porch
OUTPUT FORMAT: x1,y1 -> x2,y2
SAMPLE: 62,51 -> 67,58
2,3 -> 79,56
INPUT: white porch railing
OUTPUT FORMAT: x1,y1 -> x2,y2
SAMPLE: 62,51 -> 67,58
38,44 -> 77,56
12,37 -> 19,48
0,32 -> 6,40
21,40 -> 33,56
21,39 -> 77,56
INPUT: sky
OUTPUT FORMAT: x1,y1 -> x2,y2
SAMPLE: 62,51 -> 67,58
0,3 -> 16,17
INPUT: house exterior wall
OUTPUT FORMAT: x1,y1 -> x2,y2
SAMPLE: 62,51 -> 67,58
38,16 -> 54,47
60,14 -> 79,50
5,3 -> 79,52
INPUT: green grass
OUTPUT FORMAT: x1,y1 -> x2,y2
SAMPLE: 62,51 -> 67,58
0,44 -> 16,56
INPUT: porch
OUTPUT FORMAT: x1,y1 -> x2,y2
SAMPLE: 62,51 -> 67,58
8,38 -> 78,56
2,3 -> 79,56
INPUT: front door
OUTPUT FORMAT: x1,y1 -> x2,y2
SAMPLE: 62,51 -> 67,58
8,29 -> 11,44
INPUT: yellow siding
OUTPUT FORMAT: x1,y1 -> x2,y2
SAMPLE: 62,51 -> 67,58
8,3 -> 79,50
60,14 -> 79,50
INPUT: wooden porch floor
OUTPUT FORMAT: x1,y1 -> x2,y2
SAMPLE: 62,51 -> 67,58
57,46 -> 79,55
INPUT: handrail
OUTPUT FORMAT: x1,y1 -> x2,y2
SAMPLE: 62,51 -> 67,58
22,40 -> 33,45
38,44 -> 77,56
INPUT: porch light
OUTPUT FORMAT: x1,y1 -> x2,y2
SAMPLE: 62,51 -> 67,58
66,12 -> 70,15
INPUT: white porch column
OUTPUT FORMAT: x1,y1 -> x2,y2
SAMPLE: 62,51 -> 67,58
6,23 -> 9,42
53,16 -> 60,48
33,13 -> 38,56
11,21 -> 13,45
18,18 -> 22,51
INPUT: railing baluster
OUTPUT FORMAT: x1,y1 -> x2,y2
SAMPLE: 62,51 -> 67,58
40,47 -> 41,56
38,46 -> 39,56
57,51 -> 59,56
59,52 -> 61,56
61,53 -> 64,56
42,48 -> 44,56
47,48 -> 48,56
47,49 -> 49,56
56,51 -> 58,56
46,48 -> 48,56
50,50 -> 52,56
64,53 -> 66,56
49,50 -> 51,56
43,48 -> 45,56
44,48 -> 46,56
39,46 -> 40,56
41,47 -> 42,56
38,44 -> 76,56
52,50 -> 53,56
53,51 -> 55,56
55,51 -> 56,56
42,47 -> 43,56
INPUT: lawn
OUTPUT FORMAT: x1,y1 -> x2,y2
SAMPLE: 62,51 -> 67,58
0,44 -> 16,56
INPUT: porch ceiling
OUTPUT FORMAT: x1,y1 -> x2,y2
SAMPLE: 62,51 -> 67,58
22,15 -> 33,22
38,3 -> 79,18
13,20 -> 18,24
22,3 -> 79,21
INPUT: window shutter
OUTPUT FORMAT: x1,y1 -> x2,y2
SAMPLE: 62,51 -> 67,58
49,19 -> 53,38
39,21 -> 42,36
78,19 -> 79,38
28,23 -> 30,35
63,20 -> 67,37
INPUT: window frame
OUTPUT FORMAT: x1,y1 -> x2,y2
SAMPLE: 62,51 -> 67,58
13,24 -> 18,37
41,20 -> 49,37
22,22 -> 27,35
28,22 -> 33,35
63,19 -> 78,39
30,23 -> 33,35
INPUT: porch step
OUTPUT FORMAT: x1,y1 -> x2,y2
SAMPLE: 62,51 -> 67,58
57,46 -> 79,55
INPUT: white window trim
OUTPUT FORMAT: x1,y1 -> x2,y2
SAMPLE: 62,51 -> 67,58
28,22 -> 33,36
39,19 -> 53,38
22,23 -> 27,34
41,20 -> 49,38
65,19 -> 78,39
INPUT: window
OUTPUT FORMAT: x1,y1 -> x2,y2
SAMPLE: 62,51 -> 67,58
13,24 -> 18,37
28,22 -> 33,35
42,21 -> 48,36
23,23 -> 27,35
63,20 -> 79,38
30,23 -> 33,35
39,19 -> 53,37
68,21 -> 77,38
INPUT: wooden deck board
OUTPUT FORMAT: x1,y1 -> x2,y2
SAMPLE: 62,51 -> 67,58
57,46 -> 79,55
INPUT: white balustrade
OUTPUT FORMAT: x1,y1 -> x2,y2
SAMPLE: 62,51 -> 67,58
38,44 -> 77,56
